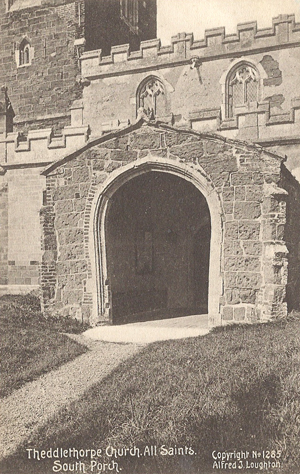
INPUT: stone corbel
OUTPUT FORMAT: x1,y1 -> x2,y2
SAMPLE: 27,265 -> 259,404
264,182 -> 288,197
76,75 -> 90,88
190,56 -> 201,69
190,56 -> 202,84
265,242 -> 289,259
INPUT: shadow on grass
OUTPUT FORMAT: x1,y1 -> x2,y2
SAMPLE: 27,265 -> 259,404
0,294 -> 89,397
1,320 -> 300,474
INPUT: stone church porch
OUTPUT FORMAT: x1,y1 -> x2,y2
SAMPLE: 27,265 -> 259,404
39,120 -> 299,327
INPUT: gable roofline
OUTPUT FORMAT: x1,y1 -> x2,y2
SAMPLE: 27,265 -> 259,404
41,119 -> 285,176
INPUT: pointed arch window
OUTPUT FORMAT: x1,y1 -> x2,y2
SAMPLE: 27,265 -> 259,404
226,64 -> 259,118
137,77 -> 165,119
16,38 -> 33,67
20,42 -> 30,65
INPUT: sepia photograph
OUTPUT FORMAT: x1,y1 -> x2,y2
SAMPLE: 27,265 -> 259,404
0,0 -> 300,473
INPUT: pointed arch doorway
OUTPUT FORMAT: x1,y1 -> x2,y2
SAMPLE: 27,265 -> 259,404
91,157 -> 222,327
104,171 -> 211,324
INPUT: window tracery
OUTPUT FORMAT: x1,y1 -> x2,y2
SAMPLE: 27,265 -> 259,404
16,38 -> 33,67
138,77 -> 165,118
227,64 -> 259,118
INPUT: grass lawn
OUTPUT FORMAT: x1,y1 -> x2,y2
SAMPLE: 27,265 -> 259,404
0,294 -> 88,398
1,314 -> 300,474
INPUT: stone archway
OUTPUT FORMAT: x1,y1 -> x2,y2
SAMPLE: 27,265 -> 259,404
88,157 -> 223,326
106,171 -> 211,323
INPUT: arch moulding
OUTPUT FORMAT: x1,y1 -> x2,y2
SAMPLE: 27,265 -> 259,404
86,156 -> 224,327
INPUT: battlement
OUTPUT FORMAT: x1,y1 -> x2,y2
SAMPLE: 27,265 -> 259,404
0,125 -> 89,169
81,14 -> 300,79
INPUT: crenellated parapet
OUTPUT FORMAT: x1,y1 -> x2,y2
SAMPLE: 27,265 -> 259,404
81,15 -> 300,79
0,125 -> 89,169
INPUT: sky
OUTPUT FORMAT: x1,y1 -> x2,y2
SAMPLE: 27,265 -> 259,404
157,0 -> 300,45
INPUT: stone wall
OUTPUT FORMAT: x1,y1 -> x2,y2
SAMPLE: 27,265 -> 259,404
6,167 -> 45,287
41,122 -> 289,325
81,47 -> 300,137
0,0 -> 157,134
80,15 -> 300,180
0,0 -> 83,132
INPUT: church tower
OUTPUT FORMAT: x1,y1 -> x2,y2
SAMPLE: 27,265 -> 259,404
0,0 -> 157,134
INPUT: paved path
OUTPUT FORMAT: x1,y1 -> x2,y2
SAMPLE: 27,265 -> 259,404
0,314 -> 210,460
0,341 -> 142,460
84,314 -> 210,343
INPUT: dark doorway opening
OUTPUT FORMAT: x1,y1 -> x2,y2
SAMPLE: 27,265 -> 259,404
105,172 -> 211,324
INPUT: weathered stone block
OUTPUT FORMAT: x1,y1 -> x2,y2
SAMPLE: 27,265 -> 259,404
100,136 -> 129,150
222,187 -> 234,201
105,161 -> 122,173
236,272 -> 262,289
57,274 -> 69,287
223,306 -> 234,321
130,132 -> 161,150
89,148 -> 111,160
262,197 -> 281,214
238,221 -> 260,240
225,256 -> 261,272
55,199 -> 73,214
223,201 -> 234,214
276,224 -> 285,240
234,201 -> 261,219
92,159 -> 105,171
242,241 -> 262,256
56,261 -> 70,275
225,289 -> 240,304
262,221 -> 277,240
252,172 -> 264,185
59,243 -> 85,261
246,306 -> 259,322
72,166 -> 90,183
264,265 -> 284,285
205,140 -> 231,155
73,198 -> 86,212
170,142 -> 204,162
225,272 -> 237,288
165,132 -> 198,147
210,172 -> 230,188
79,183 -> 90,197
239,289 -> 257,304
53,185 -> 79,201
56,212 -> 81,229
246,185 -> 264,201
234,186 -> 245,200
225,222 -> 239,240
63,290 -> 83,305
110,150 -> 137,162
93,173 -> 108,185
70,260 -> 88,274
234,306 -> 246,321
42,250 -> 56,263
81,304 -> 91,323
224,240 -> 243,256
59,228 -> 84,246
231,172 -> 253,186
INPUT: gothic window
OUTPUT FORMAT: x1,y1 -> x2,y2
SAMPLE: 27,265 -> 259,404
137,77 -> 165,118
226,64 -> 259,118
120,0 -> 138,31
16,38 -> 33,67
